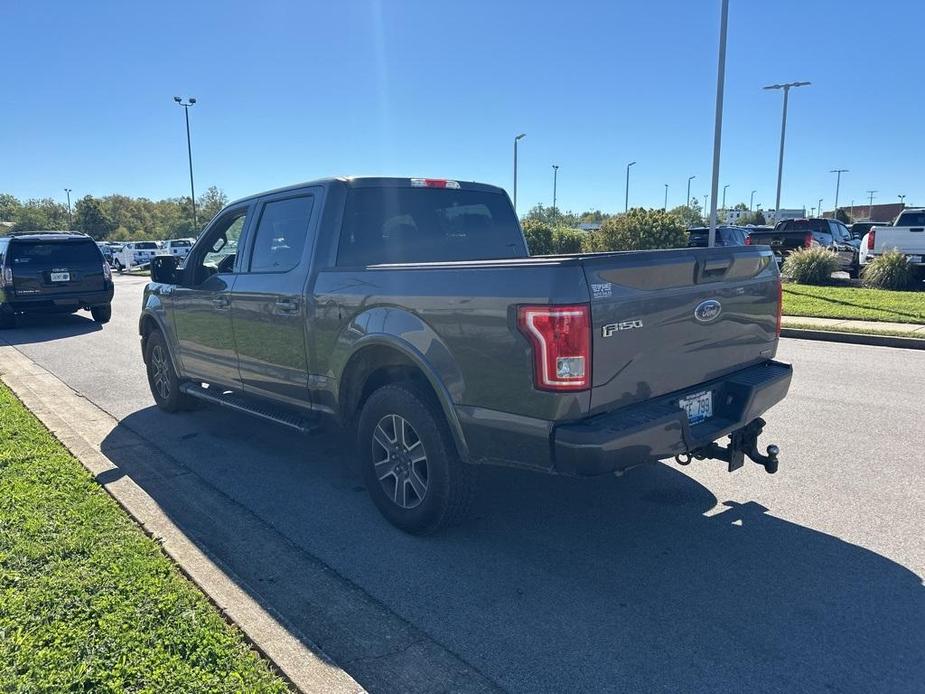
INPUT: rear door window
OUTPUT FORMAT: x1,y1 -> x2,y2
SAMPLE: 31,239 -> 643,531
247,195 -> 315,273
10,240 -> 101,266
337,187 -> 526,266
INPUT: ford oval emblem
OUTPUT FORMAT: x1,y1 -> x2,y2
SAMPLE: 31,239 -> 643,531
694,299 -> 722,322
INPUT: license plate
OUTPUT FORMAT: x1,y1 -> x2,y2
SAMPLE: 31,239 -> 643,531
679,390 -> 713,425
50,272 -> 70,282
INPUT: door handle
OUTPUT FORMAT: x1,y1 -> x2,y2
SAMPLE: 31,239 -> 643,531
275,298 -> 300,313
211,296 -> 230,309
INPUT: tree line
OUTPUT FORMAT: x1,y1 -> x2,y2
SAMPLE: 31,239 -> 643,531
0,187 -> 228,241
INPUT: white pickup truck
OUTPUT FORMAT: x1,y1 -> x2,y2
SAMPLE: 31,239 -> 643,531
859,209 -> 925,279
161,238 -> 195,259
112,241 -> 162,272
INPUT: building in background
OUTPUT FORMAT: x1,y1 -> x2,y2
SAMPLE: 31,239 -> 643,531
825,202 -> 906,223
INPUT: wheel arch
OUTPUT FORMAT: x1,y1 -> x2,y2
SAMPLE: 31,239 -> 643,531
338,336 -> 470,462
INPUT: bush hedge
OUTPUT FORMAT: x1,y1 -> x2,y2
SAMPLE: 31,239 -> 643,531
862,249 -> 918,290
582,208 -> 687,252
780,247 -> 840,285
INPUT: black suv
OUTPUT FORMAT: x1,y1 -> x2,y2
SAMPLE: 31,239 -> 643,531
0,231 -> 114,328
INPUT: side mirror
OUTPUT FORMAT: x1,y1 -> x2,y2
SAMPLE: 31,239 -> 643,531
150,255 -> 179,284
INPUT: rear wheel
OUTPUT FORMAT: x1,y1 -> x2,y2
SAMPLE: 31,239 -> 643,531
90,304 -> 112,323
114,260 -> 124,273
145,330 -> 195,412
357,383 -> 476,534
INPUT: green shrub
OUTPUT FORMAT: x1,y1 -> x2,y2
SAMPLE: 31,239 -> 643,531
582,208 -> 687,252
521,218 -> 553,255
781,247 -> 840,285
552,227 -> 585,254
862,249 -> 917,290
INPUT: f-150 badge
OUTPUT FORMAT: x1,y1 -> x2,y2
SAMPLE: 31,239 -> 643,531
602,320 -> 643,337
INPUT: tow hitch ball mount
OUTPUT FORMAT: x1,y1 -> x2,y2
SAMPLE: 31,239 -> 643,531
675,417 -> 780,474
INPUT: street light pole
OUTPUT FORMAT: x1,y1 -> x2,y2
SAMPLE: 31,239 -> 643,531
722,184 -> 729,211
898,194 -> 906,207
866,190 -> 877,220
173,96 -> 198,228
817,198 -> 823,217
625,161 -> 636,213
687,176 -> 696,208
750,189 -> 757,212
64,188 -> 72,229
763,81 -> 811,213
552,165 -> 559,225
707,0 -> 729,247
664,184 -> 669,211
830,169 -> 847,222
513,133 -> 526,214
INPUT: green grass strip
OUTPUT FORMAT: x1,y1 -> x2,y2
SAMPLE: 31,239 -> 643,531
0,383 -> 289,692
783,284 -> 925,324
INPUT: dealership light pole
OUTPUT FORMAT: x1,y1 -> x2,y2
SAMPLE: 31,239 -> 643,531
664,184 -> 669,211
763,81 -> 810,213
750,189 -> 757,212
173,96 -> 198,228
706,0 -> 729,247
513,133 -> 526,214
817,198 -> 823,217
722,184 -> 729,212
64,188 -> 72,228
687,175 -> 696,208
552,165 -> 559,224
830,169 -> 847,221
624,161 -> 636,213
866,190 -> 877,220
898,194 -> 906,207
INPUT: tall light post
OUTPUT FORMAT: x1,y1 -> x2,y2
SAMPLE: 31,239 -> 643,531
624,161 -> 636,213
749,189 -> 757,212
898,194 -> 906,207
763,81 -> 811,212
703,194 -> 709,214
817,198 -> 823,217
866,190 -> 877,220
707,0 -> 730,247
513,133 -> 526,214
722,184 -> 729,211
173,96 -> 198,228
687,175 -> 696,208
64,188 -> 72,228
664,184 -> 669,211
551,165 -> 559,225
830,169 -> 847,222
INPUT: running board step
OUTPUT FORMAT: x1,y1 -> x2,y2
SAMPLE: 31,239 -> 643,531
179,383 -> 320,433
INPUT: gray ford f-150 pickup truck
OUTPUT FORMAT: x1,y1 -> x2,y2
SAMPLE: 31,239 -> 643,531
140,176 -> 792,533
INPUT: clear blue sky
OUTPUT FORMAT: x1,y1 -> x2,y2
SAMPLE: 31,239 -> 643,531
2,0 -> 922,215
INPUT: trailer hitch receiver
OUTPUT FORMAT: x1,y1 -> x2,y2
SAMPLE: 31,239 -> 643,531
677,417 -> 780,474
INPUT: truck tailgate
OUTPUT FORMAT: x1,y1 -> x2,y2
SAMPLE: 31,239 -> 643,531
875,227 -> 925,256
582,247 -> 779,413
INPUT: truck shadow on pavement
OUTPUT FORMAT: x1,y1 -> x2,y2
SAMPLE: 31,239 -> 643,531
0,313 -> 102,344
101,406 -> 924,693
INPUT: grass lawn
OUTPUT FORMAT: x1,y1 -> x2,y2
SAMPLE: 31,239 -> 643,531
0,383 -> 289,692
782,283 -> 925,324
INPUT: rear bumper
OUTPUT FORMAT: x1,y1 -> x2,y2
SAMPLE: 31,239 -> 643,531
1,286 -> 113,313
553,361 -> 792,476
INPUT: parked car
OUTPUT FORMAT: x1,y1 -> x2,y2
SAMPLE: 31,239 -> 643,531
96,241 -> 114,265
140,176 -> 791,533
0,231 -> 113,328
686,225 -> 750,247
747,218 -> 860,276
112,241 -> 162,272
858,208 -> 925,279
849,222 -> 880,241
161,238 -> 195,259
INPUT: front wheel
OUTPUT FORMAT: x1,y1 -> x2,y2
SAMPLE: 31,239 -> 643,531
357,383 -> 476,534
144,330 -> 195,412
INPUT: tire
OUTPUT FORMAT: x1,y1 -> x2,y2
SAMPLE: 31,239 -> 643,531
357,383 -> 476,534
90,304 -> 112,324
115,261 -> 124,273
144,330 -> 195,412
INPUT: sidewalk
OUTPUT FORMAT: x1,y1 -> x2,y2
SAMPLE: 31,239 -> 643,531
781,315 -> 925,337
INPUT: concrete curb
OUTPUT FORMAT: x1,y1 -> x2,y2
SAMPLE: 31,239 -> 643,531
0,345 -> 363,693
781,327 -> 925,350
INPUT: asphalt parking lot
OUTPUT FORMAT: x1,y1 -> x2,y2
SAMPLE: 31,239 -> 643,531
2,274 -> 923,693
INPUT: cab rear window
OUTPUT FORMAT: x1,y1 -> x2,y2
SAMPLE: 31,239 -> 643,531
10,240 -> 101,266
337,188 -> 526,265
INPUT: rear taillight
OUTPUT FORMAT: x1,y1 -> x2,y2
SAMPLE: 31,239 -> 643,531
410,178 -> 460,189
1,267 -> 11,288
775,278 -> 783,338
744,235 -> 751,245
102,261 -> 112,281
867,229 -> 876,250
517,305 -> 591,391
804,232 -> 813,248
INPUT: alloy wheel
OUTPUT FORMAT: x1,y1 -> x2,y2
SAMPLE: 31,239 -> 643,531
372,414 -> 429,509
